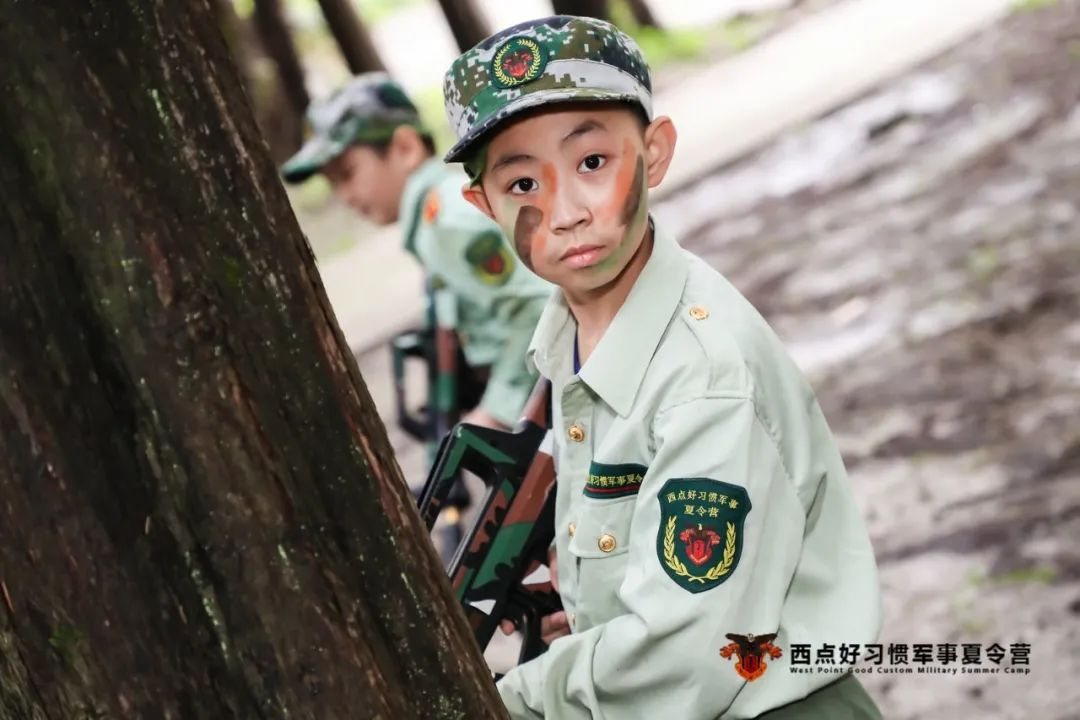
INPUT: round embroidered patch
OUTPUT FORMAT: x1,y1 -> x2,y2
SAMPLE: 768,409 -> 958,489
465,230 -> 514,286
491,37 -> 546,89
422,188 -> 440,224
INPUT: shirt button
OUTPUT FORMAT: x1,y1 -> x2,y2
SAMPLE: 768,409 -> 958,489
689,305 -> 710,320
568,522 -> 576,538
598,534 -> 617,553
568,424 -> 586,442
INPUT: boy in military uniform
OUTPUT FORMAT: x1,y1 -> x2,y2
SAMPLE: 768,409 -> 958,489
281,73 -> 552,429
442,16 -> 883,718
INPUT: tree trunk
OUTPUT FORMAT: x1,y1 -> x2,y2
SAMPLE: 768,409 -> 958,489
624,0 -> 660,28
435,0 -> 492,52
0,1 -> 506,718
252,0 -> 309,123
551,0 -> 610,21
316,0 -> 387,74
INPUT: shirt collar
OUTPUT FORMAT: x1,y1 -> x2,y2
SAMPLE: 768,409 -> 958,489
399,157 -> 445,255
527,222 -> 689,417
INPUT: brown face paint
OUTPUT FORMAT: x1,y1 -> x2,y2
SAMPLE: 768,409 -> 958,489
602,138 -> 640,222
590,149 -> 648,275
509,163 -> 557,272
619,155 -> 646,226
514,205 -> 542,272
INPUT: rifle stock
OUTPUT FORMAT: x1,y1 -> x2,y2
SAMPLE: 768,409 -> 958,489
418,378 -> 562,667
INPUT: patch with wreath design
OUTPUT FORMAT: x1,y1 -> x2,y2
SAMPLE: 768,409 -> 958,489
656,478 -> 751,593
491,36 -> 546,89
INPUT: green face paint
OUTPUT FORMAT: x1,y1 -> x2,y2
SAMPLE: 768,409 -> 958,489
592,154 -> 648,274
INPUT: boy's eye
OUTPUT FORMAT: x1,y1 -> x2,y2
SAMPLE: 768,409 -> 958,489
579,154 -> 606,173
510,178 -> 537,195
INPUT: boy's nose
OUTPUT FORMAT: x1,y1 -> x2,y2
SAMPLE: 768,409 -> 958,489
548,181 -> 589,233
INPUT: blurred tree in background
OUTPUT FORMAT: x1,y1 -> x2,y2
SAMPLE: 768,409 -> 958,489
553,0 -> 659,28
252,0 -> 311,156
436,0 -> 492,51
317,0 -> 387,73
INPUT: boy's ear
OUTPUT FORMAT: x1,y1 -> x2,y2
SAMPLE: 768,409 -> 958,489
461,182 -> 495,220
642,116 -> 677,189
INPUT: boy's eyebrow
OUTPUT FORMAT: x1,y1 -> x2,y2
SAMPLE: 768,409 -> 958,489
488,120 -> 606,173
490,152 -> 535,173
561,119 -> 606,145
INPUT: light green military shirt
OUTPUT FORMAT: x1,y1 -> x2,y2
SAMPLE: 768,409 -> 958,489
497,223 -> 881,719
399,158 -> 553,425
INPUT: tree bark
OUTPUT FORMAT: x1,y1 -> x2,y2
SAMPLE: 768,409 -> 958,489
316,0 -> 387,74
252,0 -> 310,118
551,0 -> 610,22
0,1 -> 506,718
435,0 -> 492,52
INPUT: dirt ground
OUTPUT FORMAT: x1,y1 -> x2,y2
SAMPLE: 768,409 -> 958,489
664,2 -> 1080,717
344,2 -> 1079,716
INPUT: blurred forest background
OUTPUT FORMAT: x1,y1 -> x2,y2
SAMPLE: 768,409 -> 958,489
5,0 -> 1071,717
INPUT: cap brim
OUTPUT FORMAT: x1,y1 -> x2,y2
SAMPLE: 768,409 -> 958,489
443,88 -> 645,165
280,135 -> 345,183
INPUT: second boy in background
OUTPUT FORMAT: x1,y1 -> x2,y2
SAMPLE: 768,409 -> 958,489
282,73 -> 552,430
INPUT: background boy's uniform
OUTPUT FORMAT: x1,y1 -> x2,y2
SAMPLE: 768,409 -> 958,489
443,16 -> 883,718
282,73 -> 552,427
398,155 -> 552,425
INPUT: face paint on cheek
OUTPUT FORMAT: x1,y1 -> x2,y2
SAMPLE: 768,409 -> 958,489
508,163 -> 557,272
513,205 -> 543,272
592,153 -> 647,274
619,155 -> 646,227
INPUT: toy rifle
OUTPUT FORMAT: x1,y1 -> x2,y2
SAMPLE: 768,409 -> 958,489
391,284 -> 484,564
417,378 -> 562,667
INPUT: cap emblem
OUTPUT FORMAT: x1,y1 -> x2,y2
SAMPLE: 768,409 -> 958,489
491,36 -> 546,88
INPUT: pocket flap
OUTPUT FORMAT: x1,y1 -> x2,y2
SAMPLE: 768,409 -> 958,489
567,497 -> 635,559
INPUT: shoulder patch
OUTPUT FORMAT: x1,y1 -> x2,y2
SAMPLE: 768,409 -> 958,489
464,230 -> 514,286
584,461 -> 647,499
422,188 -> 440,224
657,478 -> 751,593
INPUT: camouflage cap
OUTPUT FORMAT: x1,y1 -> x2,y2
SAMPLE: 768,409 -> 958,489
442,15 -> 652,173
281,72 -> 427,183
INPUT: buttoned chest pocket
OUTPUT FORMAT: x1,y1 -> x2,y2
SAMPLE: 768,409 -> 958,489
566,497 -> 635,627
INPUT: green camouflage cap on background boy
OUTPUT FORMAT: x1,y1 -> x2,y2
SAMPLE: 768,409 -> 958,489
442,15 -> 653,181
281,72 -> 428,183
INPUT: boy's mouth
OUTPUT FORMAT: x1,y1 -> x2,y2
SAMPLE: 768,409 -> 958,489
559,243 -> 606,269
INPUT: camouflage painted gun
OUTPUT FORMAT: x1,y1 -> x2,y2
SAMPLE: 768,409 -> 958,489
417,378 -> 562,666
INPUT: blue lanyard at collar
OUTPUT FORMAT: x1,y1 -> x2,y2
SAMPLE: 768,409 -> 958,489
573,333 -> 581,375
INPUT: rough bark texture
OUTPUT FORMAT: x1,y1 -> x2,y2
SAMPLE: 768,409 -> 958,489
0,1 -> 506,718
317,0 -> 387,74
435,0 -> 492,52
